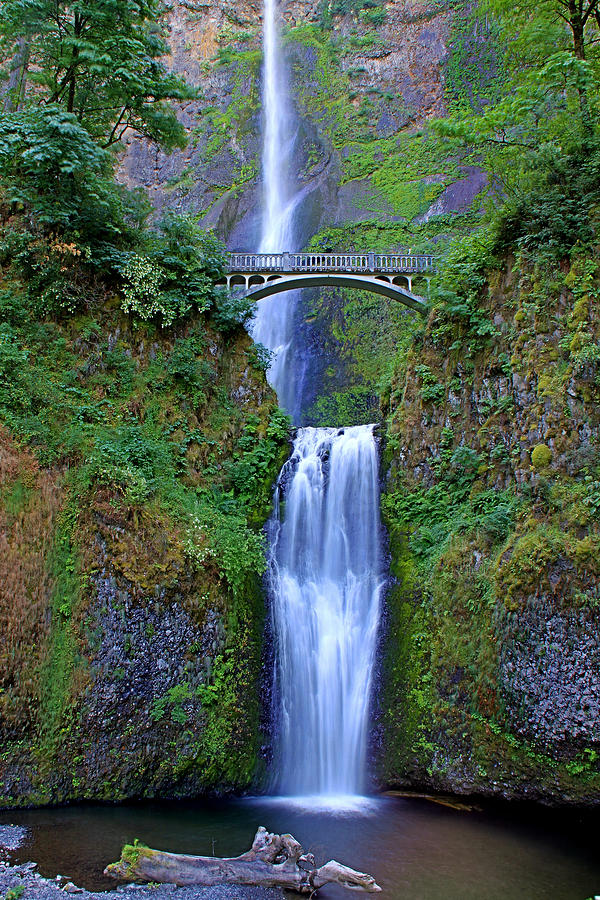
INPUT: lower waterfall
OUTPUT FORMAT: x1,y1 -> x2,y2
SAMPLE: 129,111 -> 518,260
267,425 -> 384,799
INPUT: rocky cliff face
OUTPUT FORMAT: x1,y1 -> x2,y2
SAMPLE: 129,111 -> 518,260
118,0 -> 465,246
0,308 -> 288,807
378,254 -> 600,804
115,0 -> 600,805
118,0 -> 487,423
3,0 -> 597,810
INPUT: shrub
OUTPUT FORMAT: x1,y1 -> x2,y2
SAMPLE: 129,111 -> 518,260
121,255 -> 172,323
5,884 -> 25,900
449,445 -> 482,478
414,364 -> 445,404
212,287 -> 256,332
0,324 -> 32,410
0,107 -> 139,247
494,143 -> 600,260
121,215 -> 226,327
87,426 -> 176,501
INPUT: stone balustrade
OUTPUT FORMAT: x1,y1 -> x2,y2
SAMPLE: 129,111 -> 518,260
226,252 -> 437,274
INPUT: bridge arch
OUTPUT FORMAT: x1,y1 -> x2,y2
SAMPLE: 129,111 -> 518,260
228,273 -> 428,312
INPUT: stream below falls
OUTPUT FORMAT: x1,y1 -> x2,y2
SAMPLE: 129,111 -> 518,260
1,797 -> 599,898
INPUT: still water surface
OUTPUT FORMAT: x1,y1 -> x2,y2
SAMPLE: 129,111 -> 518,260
1,796 -> 599,899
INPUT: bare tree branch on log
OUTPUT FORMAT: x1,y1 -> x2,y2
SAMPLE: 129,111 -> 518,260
104,826 -> 382,894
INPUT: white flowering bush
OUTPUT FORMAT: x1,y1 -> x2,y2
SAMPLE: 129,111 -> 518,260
184,515 -> 215,568
121,255 -> 181,324
183,507 -> 266,598
120,215 -> 227,328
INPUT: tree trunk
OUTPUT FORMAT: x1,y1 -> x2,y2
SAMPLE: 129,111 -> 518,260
566,2 -> 593,136
104,827 -> 382,894
2,38 -> 30,112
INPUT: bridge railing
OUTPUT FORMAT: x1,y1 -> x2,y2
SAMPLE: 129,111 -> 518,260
226,252 -> 437,273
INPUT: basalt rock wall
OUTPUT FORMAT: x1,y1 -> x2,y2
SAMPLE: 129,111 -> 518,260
378,255 -> 600,805
0,308 -> 288,807
109,0 -> 600,806
118,0 -> 461,246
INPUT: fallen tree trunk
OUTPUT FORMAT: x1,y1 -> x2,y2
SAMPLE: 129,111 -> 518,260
105,826 -> 381,894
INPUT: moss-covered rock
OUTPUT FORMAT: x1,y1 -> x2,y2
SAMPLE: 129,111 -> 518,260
0,290 -> 289,808
378,251 -> 600,806
531,443 -> 552,470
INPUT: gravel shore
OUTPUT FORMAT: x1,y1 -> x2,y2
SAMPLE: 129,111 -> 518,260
0,827 -> 282,900
0,860 -> 283,900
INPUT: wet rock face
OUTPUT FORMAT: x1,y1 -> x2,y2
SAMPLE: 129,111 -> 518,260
499,601 -> 600,746
334,0 -> 451,121
378,255 -> 600,805
118,0 -> 262,233
118,0 -> 455,243
69,555 -> 228,799
0,315 -> 284,808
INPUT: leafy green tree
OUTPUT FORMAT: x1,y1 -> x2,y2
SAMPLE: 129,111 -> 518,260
0,104 -> 151,315
0,0 -> 194,148
486,0 -> 600,133
0,106 -> 133,234
435,0 -> 600,256
490,0 -> 600,61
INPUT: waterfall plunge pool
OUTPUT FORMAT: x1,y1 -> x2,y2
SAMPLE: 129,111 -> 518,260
1,795 -> 598,899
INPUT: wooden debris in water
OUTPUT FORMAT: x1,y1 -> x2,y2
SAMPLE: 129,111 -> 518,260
104,826 -> 382,894
383,790 -> 481,812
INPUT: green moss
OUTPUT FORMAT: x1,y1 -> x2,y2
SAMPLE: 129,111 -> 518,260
443,0 -> 507,111
531,443 -> 552,469
121,839 -> 149,867
0,477 -> 33,519
380,245 -> 600,801
4,885 -> 25,900
37,487 -> 84,758
0,252 -> 289,803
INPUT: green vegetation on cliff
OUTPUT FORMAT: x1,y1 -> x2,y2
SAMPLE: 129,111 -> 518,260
375,0 -> 600,800
0,222 -> 288,804
380,249 -> 600,802
0,0 -> 290,806
2,0 -> 600,811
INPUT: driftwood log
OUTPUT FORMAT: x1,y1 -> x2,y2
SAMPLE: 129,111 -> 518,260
104,826 -> 382,894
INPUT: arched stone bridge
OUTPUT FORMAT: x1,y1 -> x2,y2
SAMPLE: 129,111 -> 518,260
222,252 -> 437,311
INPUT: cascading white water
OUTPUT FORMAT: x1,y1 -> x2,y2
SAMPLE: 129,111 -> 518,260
256,0 -> 384,803
252,0 -> 299,415
268,426 -> 383,799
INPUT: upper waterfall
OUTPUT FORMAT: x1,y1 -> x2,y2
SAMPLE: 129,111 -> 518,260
259,0 -> 295,253
252,0 -> 302,417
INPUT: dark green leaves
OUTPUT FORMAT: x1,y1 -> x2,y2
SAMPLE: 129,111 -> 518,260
120,215 -> 228,328
0,0 -> 194,149
0,106 -> 112,228
494,141 -> 600,258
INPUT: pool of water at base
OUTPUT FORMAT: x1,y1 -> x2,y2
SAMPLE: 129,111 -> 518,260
1,795 -> 599,899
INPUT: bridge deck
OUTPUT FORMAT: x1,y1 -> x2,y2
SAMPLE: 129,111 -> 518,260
226,251 -> 437,275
